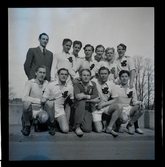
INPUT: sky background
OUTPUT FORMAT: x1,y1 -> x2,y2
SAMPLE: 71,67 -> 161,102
8,7 -> 154,98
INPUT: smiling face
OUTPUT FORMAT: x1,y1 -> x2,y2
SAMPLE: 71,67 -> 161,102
73,44 -> 81,55
96,47 -> 104,59
117,45 -> 126,58
106,49 -> 114,61
39,35 -> 49,48
63,41 -> 72,53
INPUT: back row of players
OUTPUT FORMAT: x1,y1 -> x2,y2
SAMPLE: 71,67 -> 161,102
22,33 -> 144,137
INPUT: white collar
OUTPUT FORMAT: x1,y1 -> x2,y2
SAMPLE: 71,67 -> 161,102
54,80 -> 68,87
39,45 -> 46,52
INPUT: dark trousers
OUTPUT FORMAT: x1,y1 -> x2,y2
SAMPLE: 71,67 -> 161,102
73,100 -> 93,132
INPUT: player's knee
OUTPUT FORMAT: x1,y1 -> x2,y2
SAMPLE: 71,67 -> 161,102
40,113 -> 49,123
114,103 -> 123,112
62,127 -> 69,133
95,127 -> 102,133
119,113 -> 129,124
23,101 -> 32,112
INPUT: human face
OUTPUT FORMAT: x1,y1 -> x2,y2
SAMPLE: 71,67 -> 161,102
63,41 -> 72,53
81,70 -> 91,84
120,73 -> 129,86
117,45 -> 126,58
39,35 -> 49,48
35,68 -> 46,82
58,70 -> 68,82
106,49 -> 114,61
84,46 -> 93,59
99,70 -> 109,83
73,44 -> 81,55
96,47 -> 104,59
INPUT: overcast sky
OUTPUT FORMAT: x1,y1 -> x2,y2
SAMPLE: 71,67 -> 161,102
8,7 -> 154,98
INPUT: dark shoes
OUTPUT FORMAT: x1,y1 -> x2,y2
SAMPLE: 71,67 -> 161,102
21,126 -> 31,136
34,124 -> 42,132
49,122 -> 56,136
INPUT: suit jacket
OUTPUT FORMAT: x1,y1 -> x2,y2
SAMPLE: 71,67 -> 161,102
24,46 -> 53,81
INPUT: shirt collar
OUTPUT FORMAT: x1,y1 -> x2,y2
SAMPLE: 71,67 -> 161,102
39,45 -> 46,52
94,55 -> 103,62
119,84 -> 129,88
71,52 -> 80,58
54,80 -> 68,87
80,80 -> 93,87
62,50 -> 70,55
85,57 -> 95,62
97,79 -> 109,87
117,55 -> 127,62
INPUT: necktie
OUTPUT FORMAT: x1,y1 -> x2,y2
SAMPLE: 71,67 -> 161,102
43,48 -> 46,55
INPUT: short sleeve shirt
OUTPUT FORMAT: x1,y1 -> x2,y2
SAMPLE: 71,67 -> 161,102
115,85 -> 138,104
95,61 -> 118,82
73,58 -> 98,77
92,78 -> 118,102
115,55 -> 135,75
51,51 -> 74,83
43,80 -> 74,106
22,79 -> 48,110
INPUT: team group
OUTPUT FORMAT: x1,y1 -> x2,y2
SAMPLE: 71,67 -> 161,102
21,33 -> 145,137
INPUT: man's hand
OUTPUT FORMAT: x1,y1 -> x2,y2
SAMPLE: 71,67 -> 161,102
41,97 -> 47,104
96,101 -> 105,110
139,101 -> 145,110
76,93 -> 86,101
134,101 -> 145,110
86,97 -> 101,103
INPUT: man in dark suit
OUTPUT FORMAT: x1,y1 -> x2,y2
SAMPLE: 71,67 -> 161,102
24,33 -> 53,81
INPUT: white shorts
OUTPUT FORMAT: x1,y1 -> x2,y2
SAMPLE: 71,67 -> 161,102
92,105 -> 110,122
122,105 -> 132,116
32,108 -> 42,119
54,105 -> 66,118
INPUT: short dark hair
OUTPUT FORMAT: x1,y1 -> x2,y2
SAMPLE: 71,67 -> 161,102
95,44 -> 105,53
57,68 -> 69,75
80,68 -> 92,76
98,66 -> 110,74
62,38 -> 72,46
119,70 -> 130,77
83,44 -> 94,52
35,65 -> 47,72
73,40 -> 82,48
117,43 -> 127,50
39,33 -> 49,39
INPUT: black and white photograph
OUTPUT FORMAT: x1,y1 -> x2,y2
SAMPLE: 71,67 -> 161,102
7,7 -> 158,161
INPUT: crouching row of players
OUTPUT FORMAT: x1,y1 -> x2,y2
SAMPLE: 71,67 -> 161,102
21,65 -> 144,137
